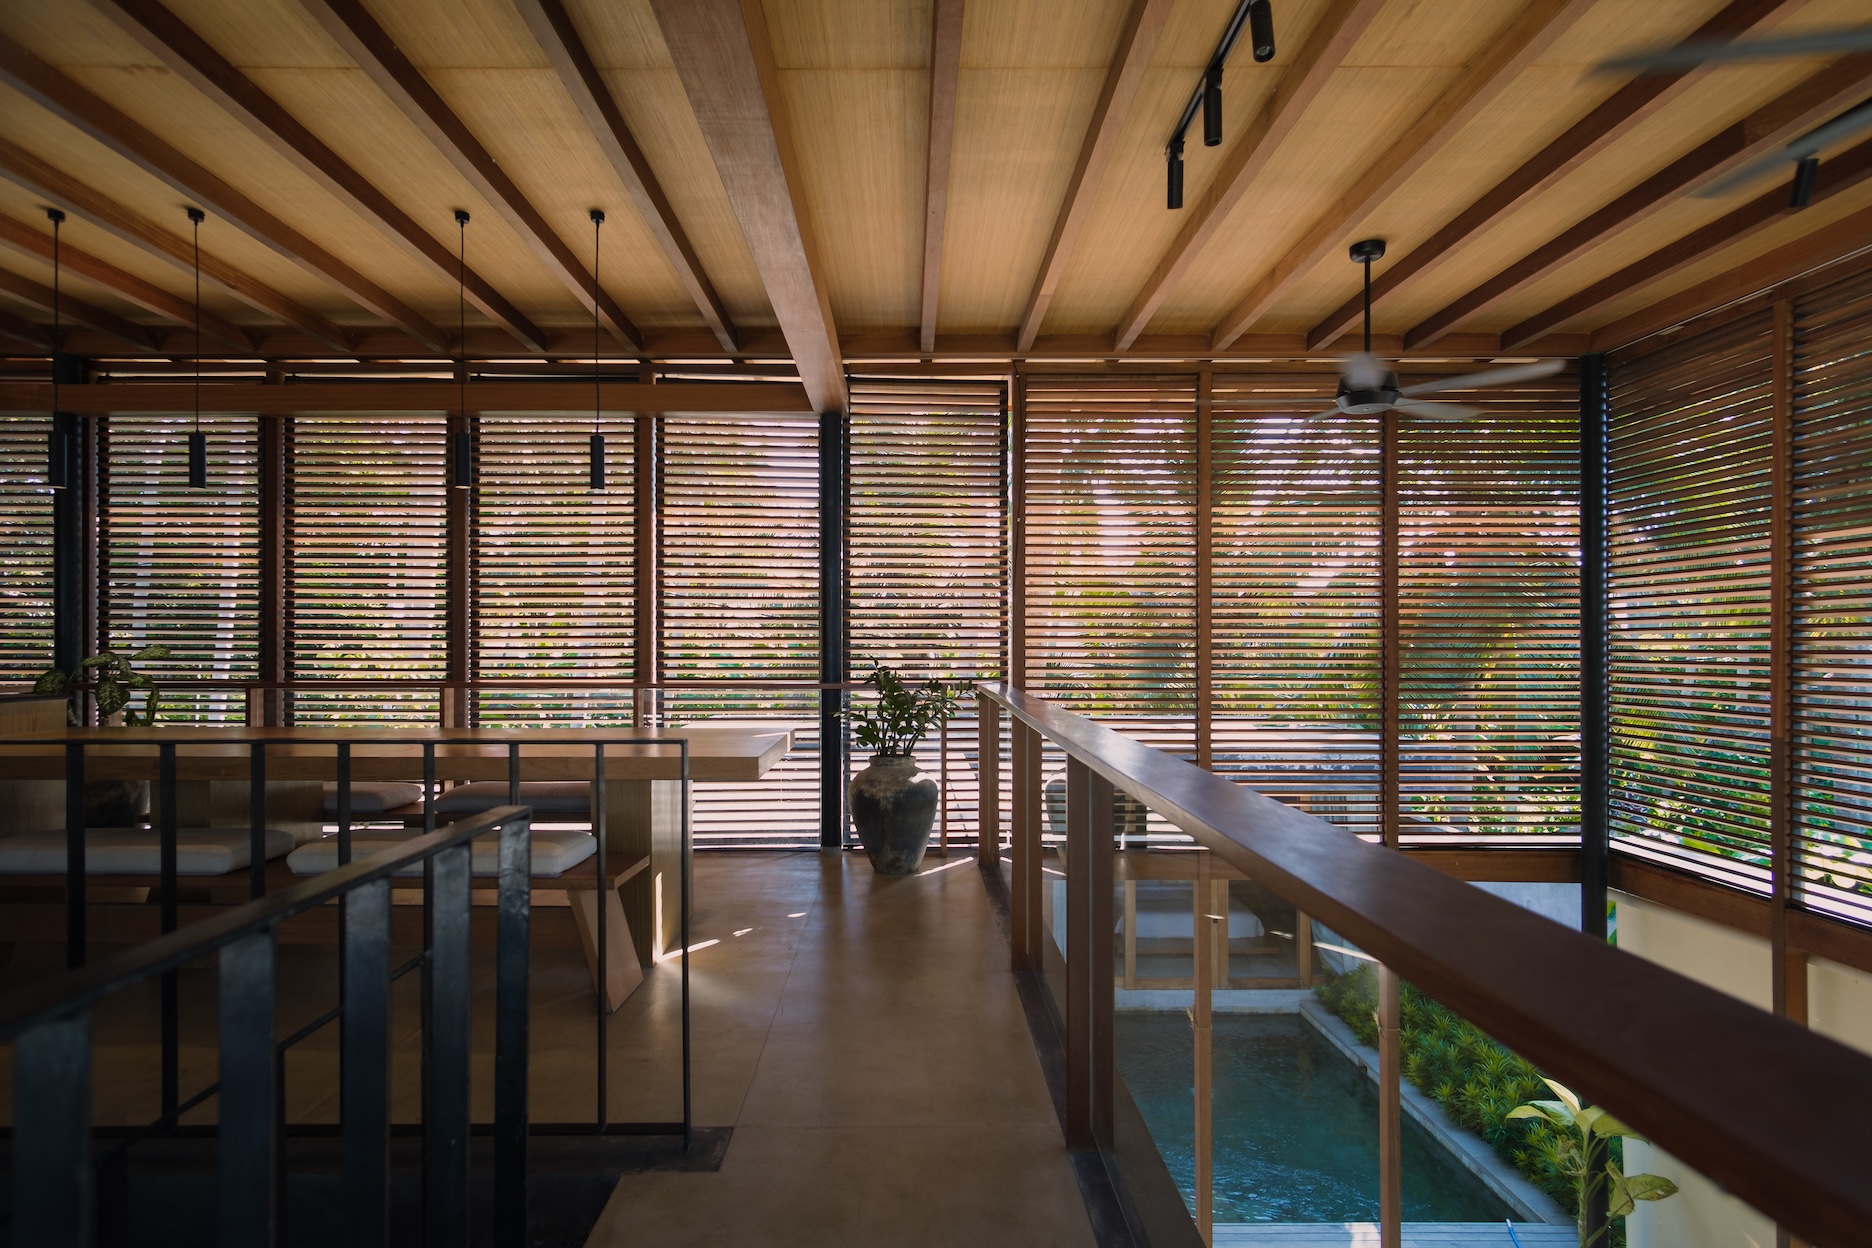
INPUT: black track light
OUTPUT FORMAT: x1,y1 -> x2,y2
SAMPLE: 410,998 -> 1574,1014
187,207 -> 207,491
590,208 -> 606,491
47,207 -> 67,489
1790,155 -> 1820,208
1202,65 -> 1223,147
1248,0 -> 1275,62
1168,138 -> 1185,210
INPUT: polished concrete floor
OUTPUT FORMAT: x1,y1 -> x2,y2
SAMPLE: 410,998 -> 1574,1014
585,850 -> 1098,1247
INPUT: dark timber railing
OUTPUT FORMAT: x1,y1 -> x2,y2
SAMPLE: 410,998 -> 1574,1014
975,682 -> 1872,1248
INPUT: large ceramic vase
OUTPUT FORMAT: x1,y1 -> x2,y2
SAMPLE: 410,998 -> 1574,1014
849,753 -> 939,875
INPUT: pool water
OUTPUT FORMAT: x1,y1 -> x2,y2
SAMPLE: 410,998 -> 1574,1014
1116,1012 -> 1516,1224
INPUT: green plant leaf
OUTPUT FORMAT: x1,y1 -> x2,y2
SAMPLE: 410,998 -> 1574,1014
81,654 -> 117,668
33,668 -> 71,696
1508,1101 -> 1572,1131
96,679 -> 128,718
1540,1077 -> 1582,1115
1626,1173 -> 1678,1202
132,644 -> 172,662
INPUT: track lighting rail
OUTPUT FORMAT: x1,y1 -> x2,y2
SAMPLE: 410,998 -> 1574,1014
1165,0 -> 1273,209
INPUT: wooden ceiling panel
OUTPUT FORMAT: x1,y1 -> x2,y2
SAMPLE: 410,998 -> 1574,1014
154,0 -> 352,68
763,0 -> 930,69
0,249 -> 162,330
353,0 -> 548,70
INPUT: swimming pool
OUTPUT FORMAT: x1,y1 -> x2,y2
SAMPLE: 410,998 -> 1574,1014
1117,1012 -> 1516,1224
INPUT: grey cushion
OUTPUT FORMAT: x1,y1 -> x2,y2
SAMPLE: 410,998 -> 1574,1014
433,781 -> 591,816
0,828 -> 295,876
321,782 -> 425,817
286,828 -> 596,878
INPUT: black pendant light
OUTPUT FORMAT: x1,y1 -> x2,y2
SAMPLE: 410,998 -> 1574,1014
46,207 -> 67,489
589,208 -> 605,492
186,207 -> 207,490
452,209 -> 474,489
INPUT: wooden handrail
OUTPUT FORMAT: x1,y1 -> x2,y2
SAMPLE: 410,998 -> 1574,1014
978,681 -> 1872,1248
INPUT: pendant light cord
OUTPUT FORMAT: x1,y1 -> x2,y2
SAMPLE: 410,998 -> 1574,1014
592,210 -> 603,433
49,209 -> 60,416
457,210 -> 468,414
192,209 -> 202,435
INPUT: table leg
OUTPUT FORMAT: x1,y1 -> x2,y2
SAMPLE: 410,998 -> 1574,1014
568,888 -> 645,1011
604,779 -> 685,966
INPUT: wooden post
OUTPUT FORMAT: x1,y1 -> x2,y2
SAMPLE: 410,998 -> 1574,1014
1088,767 -> 1115,1148
1381,408 -> 1400,849
1064,756 -> 1092,1149
1378,962 -> 1402,1248
1123,880 -> 1138,989
1196,369 -> 1213,771
939,714 -> 949,856
1296,911 -> 1314,987
1010,720 -> 1043,972
1193,849 -> 1215,1246
633,411 -> 658,729
977,692 -> 1000,865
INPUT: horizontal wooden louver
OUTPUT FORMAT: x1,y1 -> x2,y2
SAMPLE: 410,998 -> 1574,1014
659,415 -> 821,846
1210,375 -> 1380,832
473,413 -> 635,724
1608,312 -> 1776,889
286,414 -> 447,723
99,415 -> 259,723
849,378 -> 1007,845
0,415 -> 52,681
1793,271 -> 1872,924
1398,378 -> 1580,837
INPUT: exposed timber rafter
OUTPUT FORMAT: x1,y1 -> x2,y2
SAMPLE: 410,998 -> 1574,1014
0,266 -> 157,349
0,211 -> 253,351
919,0 -> 965,355
0,137 -> 349,350
0,305 -> 51,350
1017,0 -> 1172,353
510,0 -> 736,353
297,0 -> 642,352
0,37 -> 444,350
1209,0 -> 1594,352
650,0 -> 847,413
93,0 -> 545,352
1506,135 -> 1872,348
1304,0 -> 1815,351
1112,0 -> 1386,352
1405,54 -> 1872,350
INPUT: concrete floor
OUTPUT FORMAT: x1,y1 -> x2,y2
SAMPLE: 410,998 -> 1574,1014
584,850 -> 1098,1247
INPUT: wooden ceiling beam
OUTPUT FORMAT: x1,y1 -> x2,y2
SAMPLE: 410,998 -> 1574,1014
650,0 -> 846,413
1404,54 -> 1872,350
0,137 -> 349,350
1305,0 -> 1811,351
92,0 -> 545,352
918,0 -> 965,355
0,379 -> 812,415
0,305 -> 51,350
1505,136 -> 1872,348
0,38 -> 445,351
0,211 -> 253,351
1016,0 -> 1172,353
298,0 -> 641,353
1209,0 -> 1594,352
1112,0 -> 1385,351
510,0 -> 735,353
1591,203 -> 1872,352
0,267 -> 158,349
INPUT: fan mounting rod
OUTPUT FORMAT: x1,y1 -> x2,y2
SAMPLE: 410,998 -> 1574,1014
1349,239 -> 1385,355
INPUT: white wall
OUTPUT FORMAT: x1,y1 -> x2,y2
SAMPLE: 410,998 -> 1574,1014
1613,893 -> 1872,1248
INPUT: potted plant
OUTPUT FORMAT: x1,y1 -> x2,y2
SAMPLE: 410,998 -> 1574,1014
1509,1077 -> 1679,1247
843,665 -> 967,874
34,644 -> 172,826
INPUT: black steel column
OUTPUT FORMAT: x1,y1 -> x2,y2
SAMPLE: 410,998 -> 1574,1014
819,407 -> 849,850
50,353 -> 86,676
1580,353 -> 1609,939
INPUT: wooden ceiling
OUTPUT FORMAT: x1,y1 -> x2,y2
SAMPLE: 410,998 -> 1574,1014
0,0 -> 1869,405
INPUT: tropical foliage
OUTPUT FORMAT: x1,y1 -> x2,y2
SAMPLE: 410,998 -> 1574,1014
842,664 -> 967,757
35,644 -> 174,726
1509,1077 -> 1678,1248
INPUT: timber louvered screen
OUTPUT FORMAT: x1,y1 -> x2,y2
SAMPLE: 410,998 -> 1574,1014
849,378 -> 1007,845
0,415 -> 52,680
659,415 -> 821,846
1022,376 -> 1197,784
286,414 -> 448,723
99,415 -> 260,723
473,413 -> 635,724
1210,375 -> 1380,832
1398,380 -> 1580,836
1608,312 -> 1777,889
1793,271 -> 1872,924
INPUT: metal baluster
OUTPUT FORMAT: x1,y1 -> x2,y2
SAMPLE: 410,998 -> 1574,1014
64,742 -> 85,968
420,741 -> 437,1228
594,742 -> 607,1130
681,739 -> 692,1150
507,741 -> 519,806
343,876 -> 393,1248
337,742 -> 352,866
494,812 -> 533,1246
13,1013 -> 92,1246
159,741 -> 179,1123
425,840 -> 472,1245
219,929 -> 278,1246
249,741 -> 268,899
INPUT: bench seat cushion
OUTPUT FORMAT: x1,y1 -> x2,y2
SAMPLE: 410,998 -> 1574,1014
432,781 -> 591,816
321,782 -> 425,817
0,828 -> 296,876
285,827 -> 596,878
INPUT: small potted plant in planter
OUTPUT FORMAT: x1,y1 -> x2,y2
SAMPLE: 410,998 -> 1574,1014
34,644 -> 172,826
843,665 -> 967,875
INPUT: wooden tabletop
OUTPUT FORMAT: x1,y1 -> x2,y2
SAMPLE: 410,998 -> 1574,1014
0,726 -> 793,783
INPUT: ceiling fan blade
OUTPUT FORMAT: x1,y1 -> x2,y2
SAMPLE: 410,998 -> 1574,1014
1340,352 -> 1389,388
1595,27 -> 1872,76
1695,100 -> 1872,199
1395,398 -> 1483,421
1400,359 -> 1563,397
